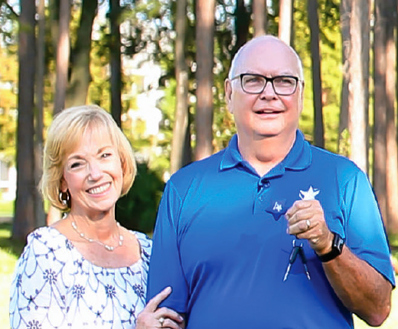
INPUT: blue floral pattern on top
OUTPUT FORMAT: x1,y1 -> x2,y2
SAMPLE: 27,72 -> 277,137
9,226 -> 152,329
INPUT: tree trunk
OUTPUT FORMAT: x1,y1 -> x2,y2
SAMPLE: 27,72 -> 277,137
373,0 -> 388,224
170,0 -> 190,174
34,0 -> 46,227
338,0 -> 351,155
385,0 -> 398,233
252,0 -> 267,37
195,0 -> 215,160
13,0 -> 36,241
232,0 -> 250,56
279,0 -> 292,45
109,0 -> 122,127
54,0 -> 71,114
307,0 -> 324,148
65,0 -> 98,108
348,0 -> 369,173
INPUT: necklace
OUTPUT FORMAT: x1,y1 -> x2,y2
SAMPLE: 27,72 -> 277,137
71,220 -> 124,251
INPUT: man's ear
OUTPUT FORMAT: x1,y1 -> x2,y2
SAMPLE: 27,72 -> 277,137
224,79 -> 233,112
299,81 -> 305,114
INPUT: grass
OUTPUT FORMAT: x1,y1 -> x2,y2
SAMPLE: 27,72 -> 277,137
0,199 -> 13,217
0,222 -> 25,328
0,197 -> 397,328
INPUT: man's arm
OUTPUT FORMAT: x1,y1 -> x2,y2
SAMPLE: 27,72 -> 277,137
321,242 -> 392,326
286,200 -> 394,326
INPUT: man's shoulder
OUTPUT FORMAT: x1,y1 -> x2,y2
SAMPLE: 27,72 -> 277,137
165,149 -> 226,196
171,149 -> 226,179
310,145 -> 360,171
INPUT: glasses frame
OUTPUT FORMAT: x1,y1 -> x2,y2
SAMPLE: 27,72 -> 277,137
230,73 -> 300,96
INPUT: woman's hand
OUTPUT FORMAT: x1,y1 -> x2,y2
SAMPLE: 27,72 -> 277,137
136,287 -> 185,329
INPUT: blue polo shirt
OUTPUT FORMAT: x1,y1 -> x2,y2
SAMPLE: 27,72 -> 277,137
147,130 -> 395,329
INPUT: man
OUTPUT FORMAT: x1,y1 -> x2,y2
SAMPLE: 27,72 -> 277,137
147,35 -> 395,328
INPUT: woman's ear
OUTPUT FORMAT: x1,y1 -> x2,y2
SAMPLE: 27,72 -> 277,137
60,177 -> 67,192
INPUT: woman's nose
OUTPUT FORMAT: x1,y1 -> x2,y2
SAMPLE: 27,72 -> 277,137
87,161 -> 103,180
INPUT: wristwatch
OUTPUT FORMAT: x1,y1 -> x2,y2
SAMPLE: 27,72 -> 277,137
317,233 -> 345,262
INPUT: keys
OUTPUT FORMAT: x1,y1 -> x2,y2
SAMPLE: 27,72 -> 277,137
298,245 -> 311,280
283,243 -> 300,281
283,240 -> 311,281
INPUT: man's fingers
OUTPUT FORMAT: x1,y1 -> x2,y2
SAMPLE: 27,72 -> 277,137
144,286 -> 172,312
285,200 -> 313,219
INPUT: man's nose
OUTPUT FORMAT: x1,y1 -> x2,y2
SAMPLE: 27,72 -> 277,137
260,81 -> 277,98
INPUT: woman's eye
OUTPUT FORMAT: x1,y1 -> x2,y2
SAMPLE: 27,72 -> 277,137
70,162 -> 82,169
101,152 -> 112,158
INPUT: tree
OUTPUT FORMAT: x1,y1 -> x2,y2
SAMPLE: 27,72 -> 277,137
170,0 -> 190,174
232,0 -> 250,56
385,0 -> 398,234
252,0 -> 267,37
375,0 -> 398,233
279,0 -> 292,45
338,0 -> 351,155
65,0 -> 98,109
34,0 -> 46,227
109,0 -> 122,127
373,0 -> 388,223
348,0 -> 369,173
307,0 -> 324,148
13,0 -> 36,241
195,0 -> 216,160
53,0 -> 71,114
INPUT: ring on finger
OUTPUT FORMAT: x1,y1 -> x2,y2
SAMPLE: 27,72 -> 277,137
306,219 -> 311,230
159,317 -> 165,327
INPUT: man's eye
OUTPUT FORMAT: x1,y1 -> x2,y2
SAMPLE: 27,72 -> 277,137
275,77 -> 295,85
245,76 -> 263,84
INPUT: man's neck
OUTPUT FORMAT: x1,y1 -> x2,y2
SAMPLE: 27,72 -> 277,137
237,132 -> 296,177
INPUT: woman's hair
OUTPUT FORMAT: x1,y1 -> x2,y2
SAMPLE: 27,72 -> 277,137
39,105 -> 136,211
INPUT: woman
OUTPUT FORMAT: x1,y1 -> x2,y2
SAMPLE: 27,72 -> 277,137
9,105 -> 183,329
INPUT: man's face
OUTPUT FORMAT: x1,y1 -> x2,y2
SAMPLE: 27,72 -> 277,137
225,38 -> 304,142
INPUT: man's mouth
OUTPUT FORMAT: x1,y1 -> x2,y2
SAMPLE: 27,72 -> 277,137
254,109 -> 283,114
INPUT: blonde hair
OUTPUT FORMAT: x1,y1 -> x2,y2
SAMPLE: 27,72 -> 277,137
39,105 -> 136,211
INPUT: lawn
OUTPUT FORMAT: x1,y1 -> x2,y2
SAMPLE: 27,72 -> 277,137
1,219 -> 397,328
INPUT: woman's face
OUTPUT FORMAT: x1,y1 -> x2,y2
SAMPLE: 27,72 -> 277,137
61,127 -> 123,217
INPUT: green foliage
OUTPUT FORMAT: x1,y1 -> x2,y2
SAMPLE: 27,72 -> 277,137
116,162 -> 165,233
0,45 -> 17,165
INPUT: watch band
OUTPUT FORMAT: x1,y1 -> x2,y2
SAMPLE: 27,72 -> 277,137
317,233 -> 345,263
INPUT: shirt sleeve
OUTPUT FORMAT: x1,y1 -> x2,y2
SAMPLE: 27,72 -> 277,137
9,229 -> 67,328
146,181 -> 189,313
344,170 -> 396,287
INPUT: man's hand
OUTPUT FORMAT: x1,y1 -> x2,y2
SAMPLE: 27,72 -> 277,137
285,199 -> 333,255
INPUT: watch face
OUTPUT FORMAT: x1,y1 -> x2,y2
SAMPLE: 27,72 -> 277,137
318,233 -> 345,262
333,234 -> 345,253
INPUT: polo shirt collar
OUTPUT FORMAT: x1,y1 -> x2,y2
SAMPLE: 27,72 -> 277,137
220,130 -> 312,174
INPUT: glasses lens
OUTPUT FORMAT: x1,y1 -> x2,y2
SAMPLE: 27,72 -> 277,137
241,75 -> 265,94
241,74 -> 297,95
273,76 -> 297,95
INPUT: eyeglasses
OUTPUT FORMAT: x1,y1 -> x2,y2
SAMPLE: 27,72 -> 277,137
230,73 -> 300,96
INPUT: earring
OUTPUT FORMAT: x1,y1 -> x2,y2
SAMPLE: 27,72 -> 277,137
59,190 -> 70,207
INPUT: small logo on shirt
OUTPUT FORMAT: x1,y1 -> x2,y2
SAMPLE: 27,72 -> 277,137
266,199 -> 287,221
273,201 -> 283,212
299,186 -> 320,200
